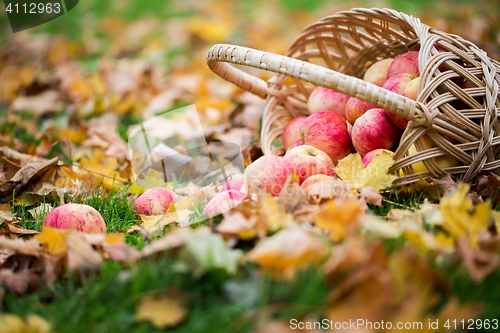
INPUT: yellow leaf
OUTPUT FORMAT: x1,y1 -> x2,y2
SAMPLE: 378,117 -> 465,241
135,295 -> 187,329
439,183 -> 491,247
314,198 -> 363,242
0,314 -> 26,333
35,227 -> 67,255
335,152 -> 397,193
130,169 -> 167,194
258,194 -> 292,231
105,233 -> 125,245
139,206 -> 193,236
25,314 -> 52,333
248,227 -> 330,278
79,150 -> 130,191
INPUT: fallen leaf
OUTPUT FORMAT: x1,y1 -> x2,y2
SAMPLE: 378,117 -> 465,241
34,227 -> 67,255
66,232 -> 103,271
439,184 -> 491,247
0,204 -> 16,223
28,203 -> 53,221
248,227 -> 330,278
12,90 -> 63,116
0,237 -> 41,257
431,174 -> 457,196
135,294 -> 187,329
314,198 -> 364,242
176,231 -> 243,278
4,222 -> 39,235
335,152 -> 397,193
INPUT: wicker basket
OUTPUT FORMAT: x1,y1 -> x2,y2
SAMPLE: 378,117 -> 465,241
206,8 -> 500,186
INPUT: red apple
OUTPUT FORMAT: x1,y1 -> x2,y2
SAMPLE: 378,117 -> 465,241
244,155 -> 293,196
352,108 -> 402,156
203,190 -> 247,215
133,187 -> 177,215
43,203 -> 106,233
283,117 -> 307,150
383,74 -> 414,129
301,111 -> 351,164
307,86 -> 350,117
301,174 -> 334,192
386,51 -> 419,79
361,149 -> 392,168
222,174 -> 245,192
284,145 -> 335,184
345,97 -> 377,125
363,58 -> 394,86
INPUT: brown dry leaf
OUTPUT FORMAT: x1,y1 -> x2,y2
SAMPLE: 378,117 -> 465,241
66,232 -> 103,271
12,90 -> 63,116
4,222 -> 39,235
0,204 -> 16,223
486,173 -> 500,207
82,117 -> 130,161
241,145 -> 263,167
431,174 -> 457,196
305,178 -> 352,204
0,237 -> 42,257
135,294 -> 187,329
247,227 -> 330,278
34,227 -> 67,255
0,248 -> 13,265
456,236 -> 500,282
10,157 -> 59,185
0,146 -> 48,166
397,176 -> 441,200
278,181 -> 319,223
103,243 -> 141,263
141,227 -> 204,257
313,198 -> 364,242
218,210 -> 257,240
357,186 -> 383,209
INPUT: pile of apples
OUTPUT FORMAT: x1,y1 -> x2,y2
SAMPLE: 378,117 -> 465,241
245,50 -> 460,198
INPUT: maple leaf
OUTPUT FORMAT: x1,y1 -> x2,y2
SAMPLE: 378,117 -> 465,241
335,152 -> 397,193
439,183 -> 491,247
135,294 -> 187,329
247,227 -> 330,278
314,197 -> 364,242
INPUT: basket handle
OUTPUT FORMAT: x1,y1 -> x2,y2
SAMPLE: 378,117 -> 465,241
207,44 -> 421,121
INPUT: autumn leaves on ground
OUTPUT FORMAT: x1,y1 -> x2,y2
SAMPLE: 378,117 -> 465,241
1,0 -> 500,332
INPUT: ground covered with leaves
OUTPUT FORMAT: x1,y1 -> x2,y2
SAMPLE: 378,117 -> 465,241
1,0 -> 500,332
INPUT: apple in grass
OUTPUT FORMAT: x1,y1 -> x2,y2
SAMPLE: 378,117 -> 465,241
43,203 -> 106,233
301,111 -> 351,164
133,187 -> 177,215
386,51 -> 419,79
283,145 -> 335,184
307,86 -> 350,117
363,58 -> 394,86
203,190 -> 247,215
352,108 -> 403,156
244,155 -> 292,196
382,74 -> 415,129
345,97 -> 377,125
283,117 -> 307,150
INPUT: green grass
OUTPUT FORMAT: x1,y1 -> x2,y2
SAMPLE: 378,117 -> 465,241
2,256 -> 329,333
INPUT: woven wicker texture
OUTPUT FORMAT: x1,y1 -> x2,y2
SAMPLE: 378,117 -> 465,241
207,8 -> 500,185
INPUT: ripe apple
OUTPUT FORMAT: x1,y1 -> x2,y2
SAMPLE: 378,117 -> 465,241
406,134 -> 458,173
361,149 -> 392,168
43,203 -> 106,233
307,86 -> 350,117
386,51 -> 419,79
244,155 -> 293,196
133,187 -> 177,215
363,58 -> 394,86
301,111 -> 351,164
203,190 -> 247,215
283,117 -> 307,150
300,174 -> 334,192
222,174 -> 245,192
352,108 -> 402,156
284,145 -> 335,184
382,74 -> 414,129
345,97 -> 377,125
287,139 -> 302,152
